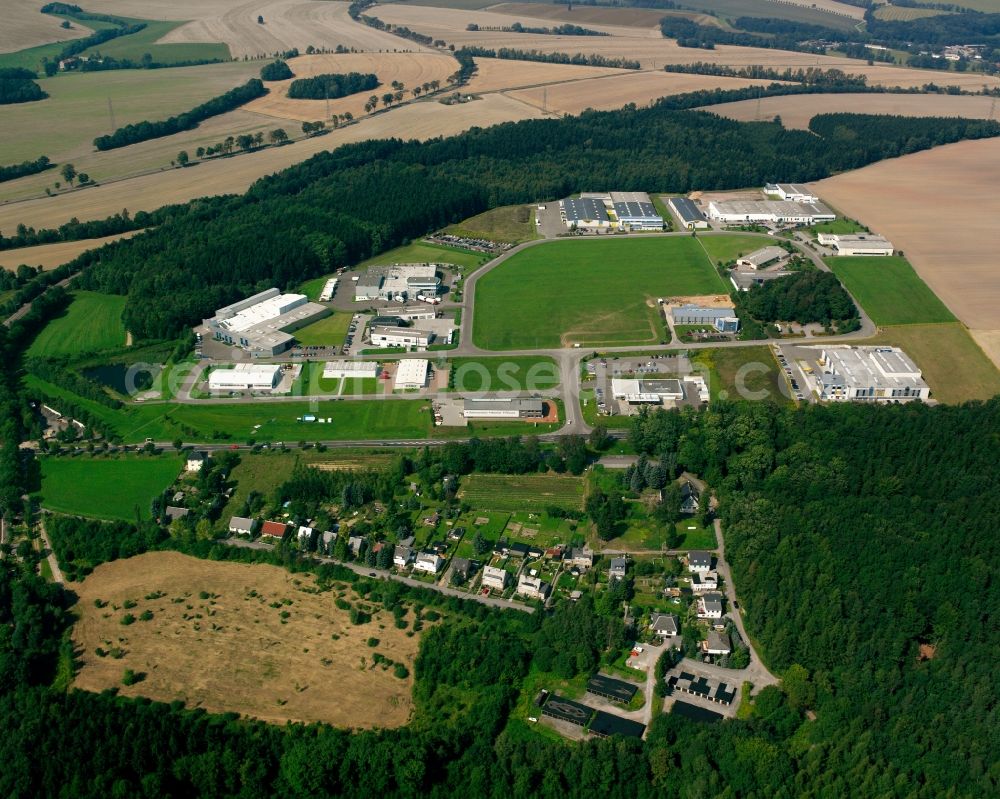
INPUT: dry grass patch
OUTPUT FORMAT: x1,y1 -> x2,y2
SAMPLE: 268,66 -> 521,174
705,93 -> 1000,129
464,58 -> 625,94
72,551 -> 419,727
0,233 -> 141,272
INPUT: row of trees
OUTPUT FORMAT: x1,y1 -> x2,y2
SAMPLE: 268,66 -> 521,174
0,155 -> 52,184
93,78 -> 267,150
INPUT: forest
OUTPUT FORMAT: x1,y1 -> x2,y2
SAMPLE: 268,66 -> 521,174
0,68 -> 47,105
737,270 -> 860,330
287,72 -> 380,100
59,105 -> 1000,339
92,79 -> 266,150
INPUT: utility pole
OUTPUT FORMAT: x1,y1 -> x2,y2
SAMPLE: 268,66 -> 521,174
107,97 -> 116,131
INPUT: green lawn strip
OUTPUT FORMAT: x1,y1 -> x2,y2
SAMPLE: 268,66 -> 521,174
697,233 -> 771,266
38,454 -> 182,521
474,237 -> 726,350
293,313 -> 352,346
580,388 -> 633,430
78,19 -> 230,63
448,356 -> 560,392
811,218 -> 867,236
675,520 -> 717,549
27,291 -> 126,357
827,256 -> 956,326
341,377 -> 380,395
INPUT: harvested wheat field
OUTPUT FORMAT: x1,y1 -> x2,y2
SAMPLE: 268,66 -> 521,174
813,137 -> 1000,367
81,0 -> 427,57
246,52 -> 457,123
705,93 -> 1000,129
489,3 -> 682,28
72,551 -> 419,727
0,232 -> 140,271
771,0 -> 867,20
0,93 -> 542,232
1,0 -> 94,52
507,71 -> 782,115
464,58 -> 626,94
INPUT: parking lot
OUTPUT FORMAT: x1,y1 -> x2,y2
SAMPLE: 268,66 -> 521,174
774,344 -> 812,403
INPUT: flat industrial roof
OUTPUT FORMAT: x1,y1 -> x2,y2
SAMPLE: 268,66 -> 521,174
711,199 -> 833,217
613,201 -> 662,221
371,326 -> 432,339
562,197 -> 609,223
395,358 -> 429,386
541,694 -> 594,726
668,197 -> 707,223
739,246 -> 787,266
463,397 -> 544,411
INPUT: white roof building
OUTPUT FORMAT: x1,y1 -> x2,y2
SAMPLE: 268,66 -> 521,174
736,246 -> 787,270
202,288 -> 329,356
817,233 -> 894,256
516,574 -> 550,601
394,359 -> 429,390
481,565 -> 509,590
354,264 -> 440,302
371,327 -> 433,350
813,346 -> 929,403
765,183 -> 818,203
413,552 -> 444,574
208,363 -> 282,392
323,361 -> 379,379
708,199 -> 834,225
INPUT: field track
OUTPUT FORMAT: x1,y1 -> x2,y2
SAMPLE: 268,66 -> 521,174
813,137 -> 1000,368
705,93 -> 1000,129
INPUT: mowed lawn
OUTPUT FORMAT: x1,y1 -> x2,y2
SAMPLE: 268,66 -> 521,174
39,455 -> 182,521
474,237 -> 727,349
829,256 -> 956,326
293,313 -> 352,346
697,234 -> 772,265
449,356 -> 559,391
27,291 -> 126,357
458,472 -> 584,512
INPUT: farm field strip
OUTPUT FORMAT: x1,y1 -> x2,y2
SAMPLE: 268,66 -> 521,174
1,0 -> 94,53
0,232 -> 141,271
71,552 -> 418,727
828,256 -> 956,326
458,472 -> 584,512
705,93 -> 1000,130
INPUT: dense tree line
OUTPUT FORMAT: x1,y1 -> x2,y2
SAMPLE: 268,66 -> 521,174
865,7 -> 1000,50
467,21 -> 609,36
459,45 -> 641,69
662,63 -> 869,88
0,156 -> 52,184
61,103 -> 1000,338
287,72 -> 379,99
737,270 -> 859,329
0,68 -> 47,104
260,59 -> 293,81
44,516 -> 167,581
93,79 -> 267,150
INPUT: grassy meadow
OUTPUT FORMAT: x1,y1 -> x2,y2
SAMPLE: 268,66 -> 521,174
828,256 -> 956,326
27,291 -> 126,357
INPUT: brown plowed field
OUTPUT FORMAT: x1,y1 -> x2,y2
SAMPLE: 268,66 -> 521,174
72,551 -> 419,727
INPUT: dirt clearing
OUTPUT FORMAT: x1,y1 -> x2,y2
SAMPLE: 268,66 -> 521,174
72,551 -> 419,727
813,137 -> 1000,335
705,93 -> 1000,129
0,232 -> 141,271
506,71 -> 783,115
246,52 -> 457,123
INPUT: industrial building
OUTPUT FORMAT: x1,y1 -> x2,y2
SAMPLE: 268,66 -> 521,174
611,378 -> 684,404
203,288 -> 330,357
730,269 -> 794,292
736,246 -> 787,270
811,346 -> 930,403
322,361 -> 379,380
354,264 -> 440,302
560,192 -> 663,231
370,326 -> 434,349
671,302 -> 739,333
609,191 -> 664,230
708,199 -> 835,225
394,358 -> 429,390
462,397 -> 544,419
208,363 -> 282,392
668,197 -> 709,229
817,233 -> 894,256
560,197 -> 611,231
765,183 -> 818,203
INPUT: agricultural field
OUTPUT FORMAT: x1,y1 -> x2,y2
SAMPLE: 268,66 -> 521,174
463,58 -> 625,94
448,356 -> 560,392
0,60 -> 264,168
38,454 -> 182,521
828,256 -> 956,326
872,4 -> 944,20
73,19 -> 230,64
1,0 -> 94,54
473,237 -> 726,349
443,204 -> 539,244
27,291 -> 127,358
71,552 -> 418,726
292,314 -> 352,346
814,136 -> 1000,368
0,232 -> 141,272
868,323 -> 1000,404
705,93 -> 1000,131
457,472 -> 584,512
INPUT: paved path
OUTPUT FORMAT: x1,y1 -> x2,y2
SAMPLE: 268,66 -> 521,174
224,538 -> 534,613
38,517 -> 65,585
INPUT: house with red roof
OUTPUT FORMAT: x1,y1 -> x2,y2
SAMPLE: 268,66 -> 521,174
260,521 -> 288,541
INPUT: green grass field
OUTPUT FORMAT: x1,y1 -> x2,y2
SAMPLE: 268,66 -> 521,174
697,234 -> 773,266
444,204 -> 540,244
341,377 -> 381,394
293,313 -> 351,346
458,473 -> 584,512
0,60 -> 262,165
27,291 -> 126,357
448,356 -> 559,392
828,256 -> 956,326
357,242 -> 486,271
76,19 -> 230,64
39,455 -> 182,521
692,346 -> 793,405
812,219 -> 867,236
473,237 -> 727,350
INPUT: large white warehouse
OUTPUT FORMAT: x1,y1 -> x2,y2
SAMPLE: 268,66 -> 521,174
708,199 -> 835,226
203,288 -> 329,357
817,233 -> 894,256
208,363 -> 282,392
813,346 -> 929,403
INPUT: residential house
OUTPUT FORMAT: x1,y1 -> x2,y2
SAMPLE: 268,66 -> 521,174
567,546 -> 594,570
481,565 -> 509,591
348,535 -> 365,557
697,592 -> 724,619
703,630 -> 732,656
609,557 -> 627,580
393,545 -> 414,568
185,452 -> 206,472
690,570 -> 719,593
296,526 -> 314,548
527,544 -> 544,559
164,506 -> 188,522
650,613 -> 679,638
260,521 -> 288,541
508,542 -> 529,559
544,545 -> 565,560
688,550 -> 712,573
414,552 -> 444,574
228,516 -> 256,536
516,574 -> 550,601
451,557 -> 474,581
423,511 -> 441,527
321,530 -> 336,554
680,481 -> 700,514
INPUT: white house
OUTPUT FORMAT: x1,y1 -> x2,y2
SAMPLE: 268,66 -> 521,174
516,574 -> 550,601
228,516 -> 256,536
703,630 -> 732,656
691,571 -> 719,593
393,545 -> 414,568
413,552 -> 444,574
688,550 -> 712,573
297,526 -> 314,547
185,452 -> 206,472
481,565 -> 509,591
566,546 -> 594,570
697,592 -> 724,619
650,613 -> 679,637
